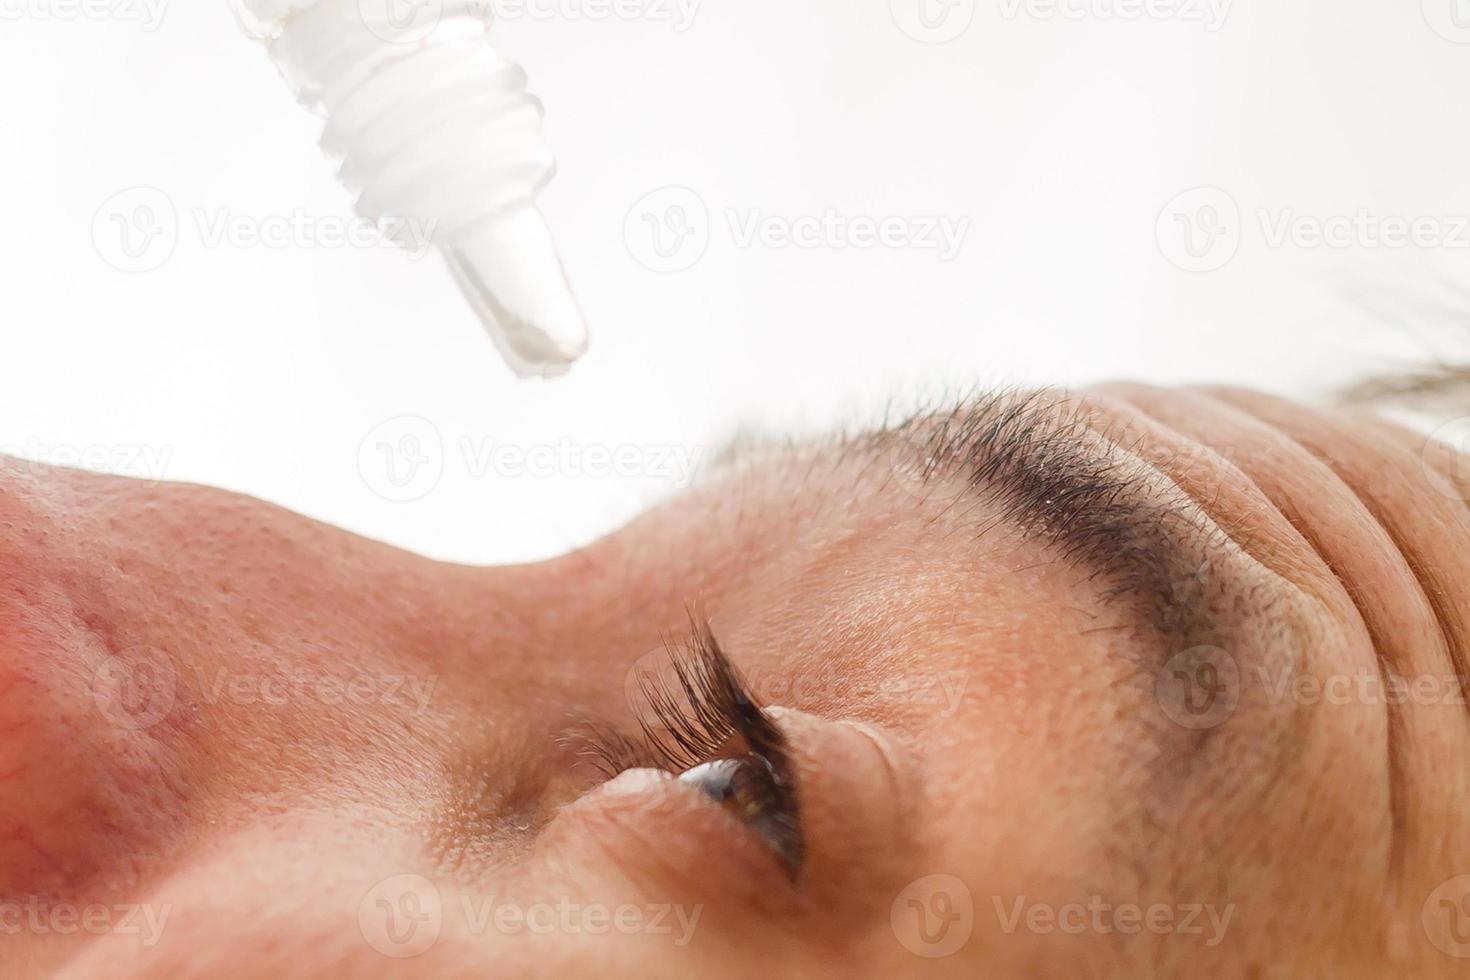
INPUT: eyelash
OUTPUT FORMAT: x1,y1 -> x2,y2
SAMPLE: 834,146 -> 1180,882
571,615 -> 805,873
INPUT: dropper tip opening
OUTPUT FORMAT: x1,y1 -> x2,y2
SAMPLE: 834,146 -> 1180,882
498,317 -> 590,379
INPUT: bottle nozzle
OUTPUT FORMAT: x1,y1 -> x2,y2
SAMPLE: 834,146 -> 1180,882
233,0 -> 590,379
442,204 -> 589,379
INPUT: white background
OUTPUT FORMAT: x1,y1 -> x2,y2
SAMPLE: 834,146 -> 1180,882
1,0 -> 1468,562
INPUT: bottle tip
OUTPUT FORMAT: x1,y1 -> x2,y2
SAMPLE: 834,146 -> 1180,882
441,204 -> 590,380
491,305 -> 590,380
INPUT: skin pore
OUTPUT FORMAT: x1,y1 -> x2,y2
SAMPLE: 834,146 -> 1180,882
1,384 -> 1468,979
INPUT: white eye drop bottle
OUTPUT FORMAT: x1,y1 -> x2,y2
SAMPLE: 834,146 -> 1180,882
230,0 -> 589,378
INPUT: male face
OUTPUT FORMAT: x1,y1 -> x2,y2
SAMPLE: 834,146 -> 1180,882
5,385 -> 1470,978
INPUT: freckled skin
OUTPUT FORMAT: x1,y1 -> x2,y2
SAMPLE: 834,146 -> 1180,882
0,385 -> 1467,979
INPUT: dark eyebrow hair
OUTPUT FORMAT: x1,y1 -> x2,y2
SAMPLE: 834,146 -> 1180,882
863,389 -> 1228,654
863,390 -> 1259,808
707,388 -> 1230,656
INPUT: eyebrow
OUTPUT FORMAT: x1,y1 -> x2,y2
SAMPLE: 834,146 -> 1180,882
859,390 -> 1262,807
862,389 -> 1228,656
706,388 -> 1234,661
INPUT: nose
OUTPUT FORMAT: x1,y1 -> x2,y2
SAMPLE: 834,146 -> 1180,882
0,457 -> 600,906
0,461 -> 195,902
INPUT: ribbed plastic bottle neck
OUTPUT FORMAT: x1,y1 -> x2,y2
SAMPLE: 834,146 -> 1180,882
230,0 -> 588,377
252,0 -> 555,242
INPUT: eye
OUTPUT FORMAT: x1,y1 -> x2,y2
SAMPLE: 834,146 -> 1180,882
570,614 -> 807,877
679,754 -> 802,872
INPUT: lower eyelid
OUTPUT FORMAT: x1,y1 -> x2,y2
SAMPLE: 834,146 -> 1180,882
536,767 -> 802,909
